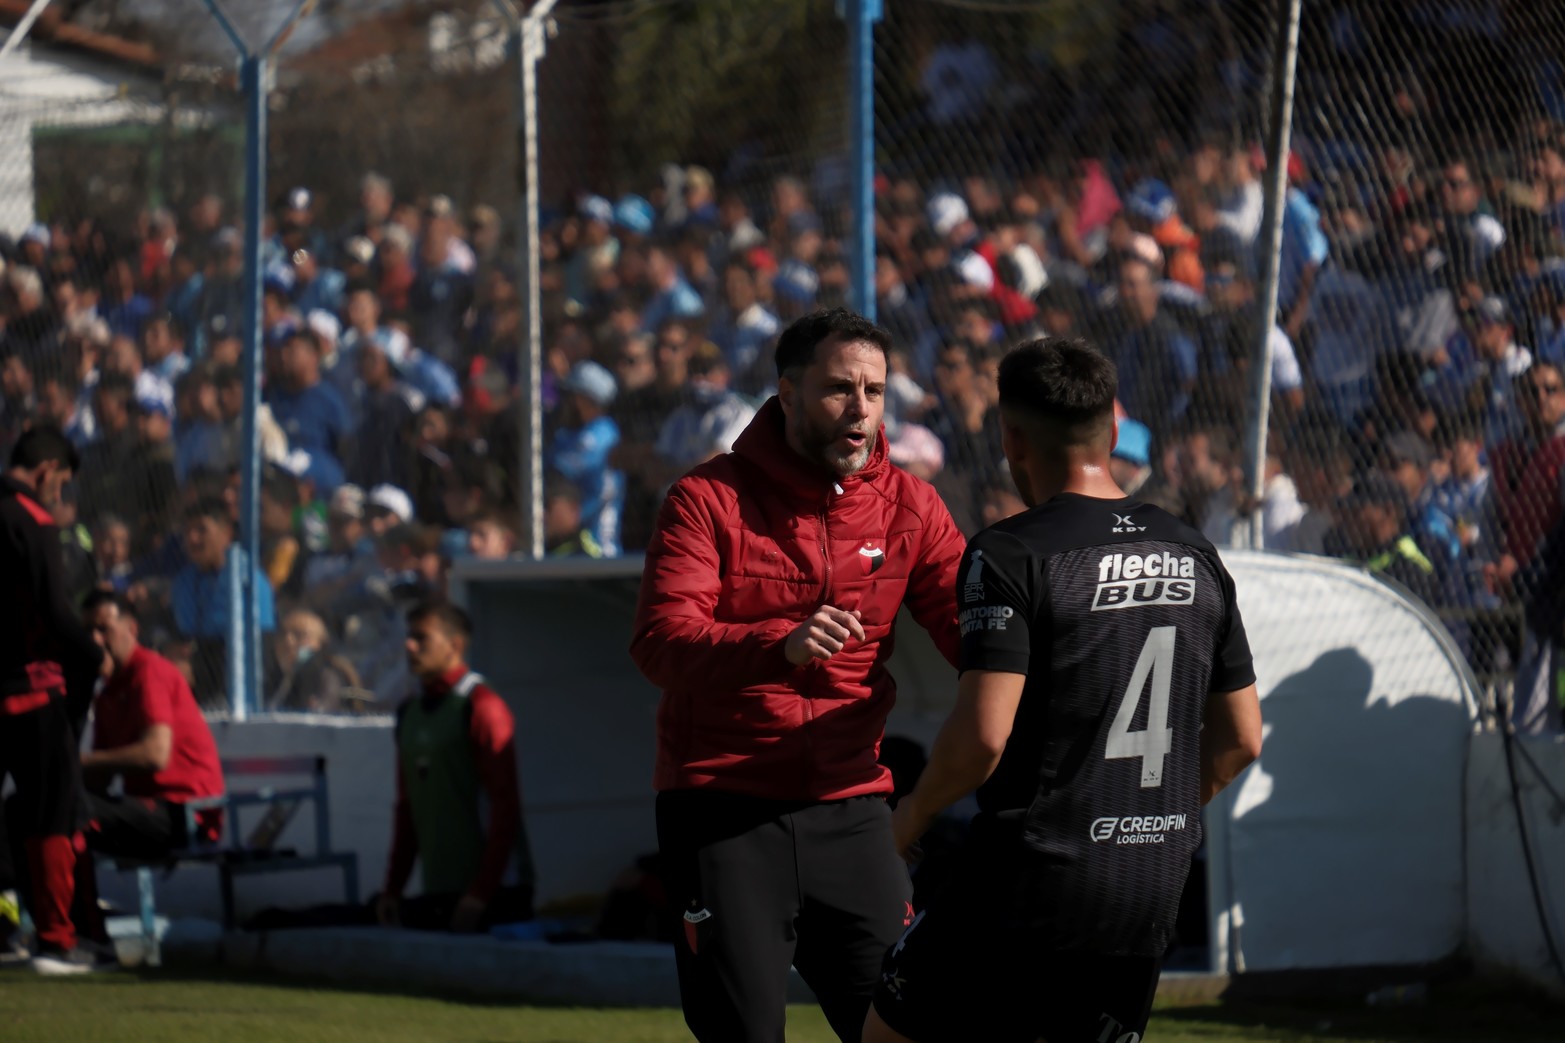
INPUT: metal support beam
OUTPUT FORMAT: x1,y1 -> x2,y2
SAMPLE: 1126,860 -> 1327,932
0,0 -> 57,64
200,0 -> 317,718
1244,0 -> 1302,552
491,0 -> 557,559
843,0 -> 881,320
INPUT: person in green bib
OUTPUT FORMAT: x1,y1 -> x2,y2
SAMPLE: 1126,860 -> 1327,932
375,600 -> 536,932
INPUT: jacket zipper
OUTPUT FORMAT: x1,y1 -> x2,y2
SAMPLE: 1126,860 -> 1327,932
801,483 -> 838,796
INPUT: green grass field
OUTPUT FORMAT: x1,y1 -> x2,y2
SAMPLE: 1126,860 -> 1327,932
0,969 -> 1557,1042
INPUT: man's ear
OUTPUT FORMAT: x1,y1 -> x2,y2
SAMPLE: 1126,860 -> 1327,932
776,374 -> 795,417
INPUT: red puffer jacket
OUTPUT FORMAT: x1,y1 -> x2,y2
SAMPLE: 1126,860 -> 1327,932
631,397 -> 966,801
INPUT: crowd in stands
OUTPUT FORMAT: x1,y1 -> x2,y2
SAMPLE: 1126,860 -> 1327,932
3,11 -> 1565,713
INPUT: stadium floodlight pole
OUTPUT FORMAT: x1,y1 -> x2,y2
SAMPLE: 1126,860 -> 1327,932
201,0 -> 318,719
490,0 -> 557,559
841,0 -> 882,320
1243,0 -> 1303,553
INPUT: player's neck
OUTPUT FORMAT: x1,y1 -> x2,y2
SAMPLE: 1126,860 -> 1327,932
1037,457 -> 1126,502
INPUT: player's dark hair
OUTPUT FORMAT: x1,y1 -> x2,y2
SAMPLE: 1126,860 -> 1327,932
407,598 -> 473,641
83,588 -> 137,622
998,337 -> 1118,449
8,425 -> 80,472
774,307 -> 892,379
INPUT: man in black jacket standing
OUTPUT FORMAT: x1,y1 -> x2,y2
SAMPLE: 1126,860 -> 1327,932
0,426 -> 108,973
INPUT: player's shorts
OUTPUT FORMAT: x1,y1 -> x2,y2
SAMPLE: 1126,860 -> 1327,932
871,859 -> 1161,1043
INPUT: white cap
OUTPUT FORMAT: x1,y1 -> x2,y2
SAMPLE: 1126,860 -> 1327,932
927,192 -> 970,238
367,483 -> 414,524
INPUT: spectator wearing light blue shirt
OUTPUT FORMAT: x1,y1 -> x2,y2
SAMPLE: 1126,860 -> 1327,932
172,497 -> 276,706
639,246 -> 706,334
1278,160 -> 1329,338
547,361 -> 624,557
707,261 -> 780,384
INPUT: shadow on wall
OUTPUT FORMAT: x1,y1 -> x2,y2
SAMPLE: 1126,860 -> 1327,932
1227,647 -> 1473,970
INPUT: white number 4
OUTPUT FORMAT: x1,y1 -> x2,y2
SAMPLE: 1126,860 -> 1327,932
1106,626 -> 1176,788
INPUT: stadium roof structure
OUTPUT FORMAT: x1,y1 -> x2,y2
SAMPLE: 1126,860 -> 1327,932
0,0 -> 161,70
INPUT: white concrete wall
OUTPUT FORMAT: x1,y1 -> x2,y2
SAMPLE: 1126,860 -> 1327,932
1465,731 -> 1565,997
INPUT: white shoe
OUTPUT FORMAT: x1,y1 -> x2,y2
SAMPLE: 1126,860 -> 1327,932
31,946 -> 119,975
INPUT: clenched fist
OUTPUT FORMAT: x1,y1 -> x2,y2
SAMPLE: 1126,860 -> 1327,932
785,606 -> 866,665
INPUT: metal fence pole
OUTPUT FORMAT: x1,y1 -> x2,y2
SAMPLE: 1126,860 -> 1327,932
201,0 -> 316,717
1243,0 -> 1303,551
843,0 -> 881,320
236,52 -> 265,719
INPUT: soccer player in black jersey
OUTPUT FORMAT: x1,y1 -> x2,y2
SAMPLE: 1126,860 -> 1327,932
864,338 -> 1263,1043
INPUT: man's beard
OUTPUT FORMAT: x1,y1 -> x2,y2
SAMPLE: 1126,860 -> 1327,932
798,413 -> 876,478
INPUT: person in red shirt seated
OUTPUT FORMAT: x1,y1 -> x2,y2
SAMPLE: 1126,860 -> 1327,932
72,591 -> 225,941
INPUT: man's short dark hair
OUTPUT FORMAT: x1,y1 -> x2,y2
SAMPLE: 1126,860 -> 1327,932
83,588 -> 137,622
774,307 -> 893,379
407,599 -> 472,641
8,425 -> 80,472
185,497 -> 234,531
998,337 -> 1119,449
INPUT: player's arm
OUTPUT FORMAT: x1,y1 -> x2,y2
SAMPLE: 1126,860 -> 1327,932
629,479 -> 800,690
82,723 -> 172,775
892,669 -> 1025,857
465,691 -> 522,909
1200,683 -> 1262,805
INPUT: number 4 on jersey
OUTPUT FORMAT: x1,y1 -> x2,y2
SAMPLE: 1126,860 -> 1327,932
1106,626 -> 1176,788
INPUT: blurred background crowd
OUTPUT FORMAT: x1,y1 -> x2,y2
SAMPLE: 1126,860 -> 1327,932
4,0 -> 1565,711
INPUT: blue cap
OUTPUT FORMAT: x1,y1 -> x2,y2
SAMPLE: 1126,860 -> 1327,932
613,194 -> 655,235
786,210 -> 822,239
772,259 -> 819,304
1113,417 -> 1152,468
559,360 -> 617,406
1126,179 -> 1177,225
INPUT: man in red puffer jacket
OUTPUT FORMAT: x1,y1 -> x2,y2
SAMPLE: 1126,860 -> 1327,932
631,307 -> 966,1043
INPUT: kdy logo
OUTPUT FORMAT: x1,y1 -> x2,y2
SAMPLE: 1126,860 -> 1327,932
1112,513 -> 1147,533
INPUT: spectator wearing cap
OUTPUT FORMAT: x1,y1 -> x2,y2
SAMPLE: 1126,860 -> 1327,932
655,341 -> 756,478
270,186 -> 329,267
639,246 -> 706,335
302,483 -> 377,610
1199,258 -> 1306,418
1382,430 -> 1460,567
266,328 -> 352,495
367,483 -> 414,538
1109,416 -> 1154,496
1124,179 -> 1203,293
172,498 -> 278,707
196,228 -> 246,344
565,195 -> 620,311
614,194 -> 656,240
290,248 -> 347,319
1334,473 -> 1438,606
1461,296 -> 1533,445
708,261 -> 780,386
927,192 -> 995,295
547,360 -> 624,557
1108,254 -> 1198,439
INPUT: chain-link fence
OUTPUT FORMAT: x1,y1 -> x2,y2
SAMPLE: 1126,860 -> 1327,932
12,0 -> 1565,715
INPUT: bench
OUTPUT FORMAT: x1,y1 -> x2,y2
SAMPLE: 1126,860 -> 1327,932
114,755 -> 359,965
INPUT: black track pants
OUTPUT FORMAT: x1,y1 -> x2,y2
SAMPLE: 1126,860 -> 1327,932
656,789 -> 913,1043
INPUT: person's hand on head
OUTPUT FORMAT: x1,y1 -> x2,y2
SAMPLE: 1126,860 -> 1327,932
784,606 -> 865,666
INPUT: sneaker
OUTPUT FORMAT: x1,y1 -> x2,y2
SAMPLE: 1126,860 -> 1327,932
31,945 -> 119,976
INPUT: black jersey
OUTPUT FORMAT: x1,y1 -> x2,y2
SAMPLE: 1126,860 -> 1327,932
956,492 -> 1254,957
